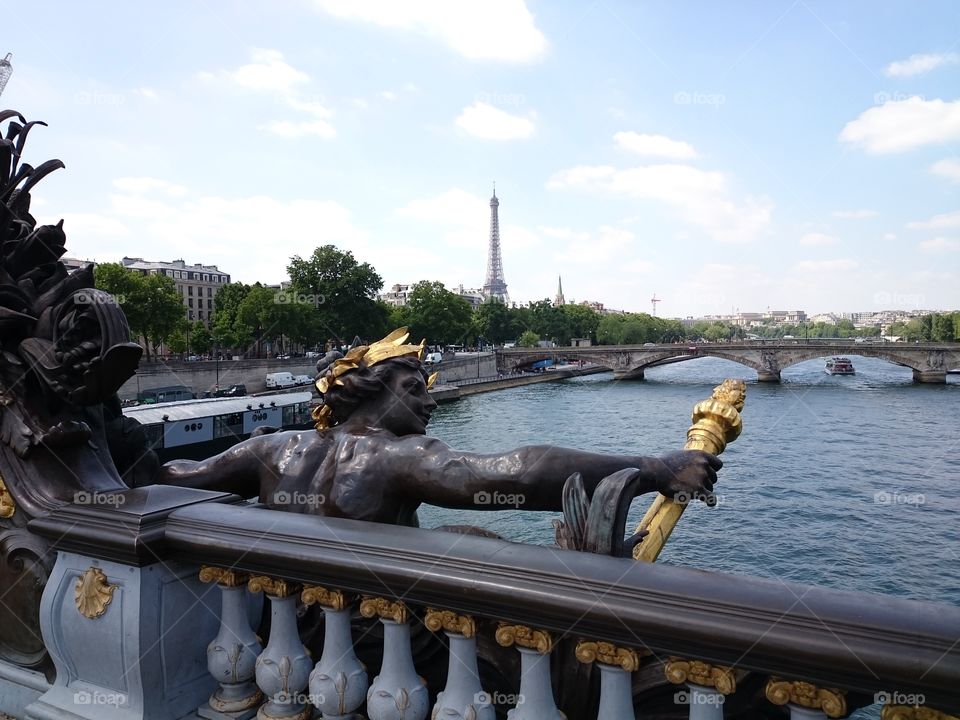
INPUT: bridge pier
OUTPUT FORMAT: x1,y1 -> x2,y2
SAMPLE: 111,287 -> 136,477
613,368 -> 645,381
913,369 -> 947,384
757,371 -> 781,383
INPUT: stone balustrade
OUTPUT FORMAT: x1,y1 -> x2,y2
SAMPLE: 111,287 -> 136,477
12,485 -> 960,720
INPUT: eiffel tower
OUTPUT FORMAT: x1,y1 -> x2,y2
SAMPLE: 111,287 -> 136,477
482,184 -> 509,303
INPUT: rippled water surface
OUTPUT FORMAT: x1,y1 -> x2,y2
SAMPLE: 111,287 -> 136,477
420,356 -> 960,606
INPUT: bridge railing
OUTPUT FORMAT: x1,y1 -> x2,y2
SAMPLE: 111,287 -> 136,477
23,486 -> 960,720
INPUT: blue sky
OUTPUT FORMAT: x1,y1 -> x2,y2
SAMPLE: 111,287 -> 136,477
4,0 -> 958,317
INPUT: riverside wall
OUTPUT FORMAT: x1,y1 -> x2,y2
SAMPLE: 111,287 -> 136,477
118,353 -> 500,400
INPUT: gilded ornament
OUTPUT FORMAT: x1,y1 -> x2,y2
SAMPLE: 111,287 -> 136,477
75,567 -> 118,619
495,624 -> 553,654
359,596 -> 409,623
199,566 -> 248,587
301,585 -> 350,610
0,473 -> 14,519
424,608 -> 476,638
882,706 -> 958,720
665,658 -> 737,695
247,575 -> 299,598
575,641 -> 640,672
634,379 -> 747,562
765,677 -> 847,718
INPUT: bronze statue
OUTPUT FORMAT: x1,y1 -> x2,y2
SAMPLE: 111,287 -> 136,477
159,329 -> 722,526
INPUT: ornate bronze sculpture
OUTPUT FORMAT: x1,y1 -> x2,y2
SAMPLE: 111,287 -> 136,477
158,328 -> 722,529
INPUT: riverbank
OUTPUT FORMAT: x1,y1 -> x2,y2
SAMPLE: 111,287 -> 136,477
451,366 -> 610,398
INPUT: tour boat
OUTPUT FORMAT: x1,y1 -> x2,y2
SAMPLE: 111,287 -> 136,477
825,356 -> 856,375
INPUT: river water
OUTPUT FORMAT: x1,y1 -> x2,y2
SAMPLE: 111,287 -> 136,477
420,356 -> 960,607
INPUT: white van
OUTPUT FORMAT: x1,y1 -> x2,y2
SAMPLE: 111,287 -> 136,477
265,371 -> 295,389
424,352 -> 443,364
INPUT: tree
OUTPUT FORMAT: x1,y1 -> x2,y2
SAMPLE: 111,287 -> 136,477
140,273 -> 188,359
518,330 -> 540,347
94,262 -> 149,354
287,245 -> 384,343
167,329 -> 188,355
476,300 -> 514,345
404,281 -> 474,346
189,322 -> 213,355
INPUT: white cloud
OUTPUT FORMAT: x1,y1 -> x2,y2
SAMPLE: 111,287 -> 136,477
229,49 -> 309,93
840,97 -> 960,154
555,225 -> 636,264
58,184 -> 368,284
918,237 -> 959,253
883,233 -> 897,241
906,210 -> 960,230
112,177 -> 187,197
264,119 -> 336,139
831,209 -> 877,219
799,232 -> 837,246
455,102 -> 535,140
794,259 -> 859,273
313,0 -> 548,62
930,158 -> 960,183
884,52 -> 959,78
614,132 -> 697,159
548,163 -> 772,243
379,90 -> 398,101
135,87 -> 159,101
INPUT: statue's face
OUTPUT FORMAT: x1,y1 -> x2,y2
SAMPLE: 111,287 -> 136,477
376,365 -> 438,436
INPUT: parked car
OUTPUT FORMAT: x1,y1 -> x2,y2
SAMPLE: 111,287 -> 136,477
424,352 -> 443,364
293,374 -> 313,387
214,384 -> 247,397
305,351 -> 320,359
136,386 -> 194,404
265,372 -> 296,389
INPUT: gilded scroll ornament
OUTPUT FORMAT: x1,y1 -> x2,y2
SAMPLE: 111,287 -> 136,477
634,379 -> 747,562
495,624 -> 553,654
881,706 -> 958,720
665,658 -> 737,695
75,567 -> 118,619
359,596 -> 409,624
575,641 -> 640,672
301,585 -> 349,610
0,473 -> 14,518
424,608 -> 476,638
765,678 -> 847,718
247,575 -> 299,598
199,566 -> 248,587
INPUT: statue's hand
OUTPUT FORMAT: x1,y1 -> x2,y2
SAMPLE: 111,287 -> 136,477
656,450 -> 722,507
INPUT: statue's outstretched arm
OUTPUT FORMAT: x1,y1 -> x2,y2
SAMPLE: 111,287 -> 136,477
393,437 -> 717,511
156,435 -> 272,498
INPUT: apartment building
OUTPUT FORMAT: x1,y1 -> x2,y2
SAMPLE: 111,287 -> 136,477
121,257 -> 230,326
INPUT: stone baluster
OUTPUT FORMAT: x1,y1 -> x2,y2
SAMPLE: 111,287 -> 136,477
425,609 -> 494,720
360,597 -> 429,720
764,678 -> 847,720
495,624 -> 564,720
575,641 -> 641,720
880,705 -> 958,720
301,586 -> 368,720
665,658 -> 737,720
198,567 -> 264,720
248,576 -> 313,720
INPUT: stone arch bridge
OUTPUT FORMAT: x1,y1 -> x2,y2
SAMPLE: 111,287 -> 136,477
498,342 -> 960,383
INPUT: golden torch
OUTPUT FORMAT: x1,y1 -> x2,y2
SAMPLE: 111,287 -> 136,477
632,379 -> 747,563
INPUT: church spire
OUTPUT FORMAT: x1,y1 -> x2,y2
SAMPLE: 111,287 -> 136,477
555,275 -> 565,306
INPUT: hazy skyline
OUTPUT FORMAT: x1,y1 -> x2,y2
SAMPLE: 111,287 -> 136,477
4,1 -> 958,316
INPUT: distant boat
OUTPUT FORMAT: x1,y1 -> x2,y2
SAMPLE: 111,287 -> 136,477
825,357 -> 855,375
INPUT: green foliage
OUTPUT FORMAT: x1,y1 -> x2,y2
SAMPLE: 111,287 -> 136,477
189,321 -> 213,354
518,330 -> 540,347
404,281 -> 474,346
287,245 -> 385,343
476,300 -> 514,345
167,329 -> 188,355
